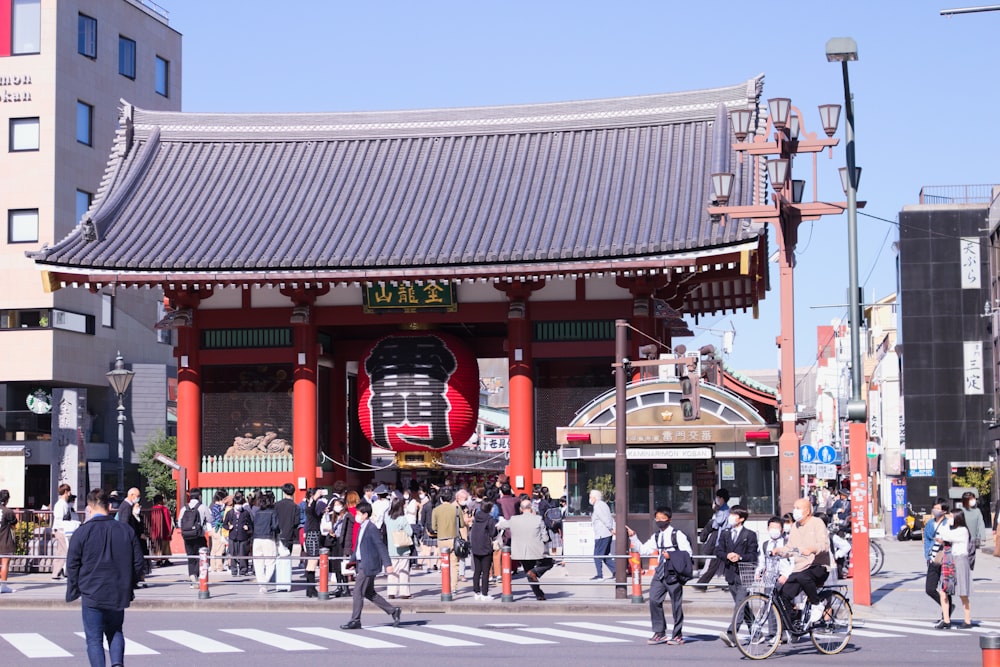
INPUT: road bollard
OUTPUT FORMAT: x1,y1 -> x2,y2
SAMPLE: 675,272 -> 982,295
318,548 -> 330,600
440,547 -> 453,601
982,634 -> 1000,667
630,550 -> 643,603
501,546 -> 513,603
198,547 -> 210,600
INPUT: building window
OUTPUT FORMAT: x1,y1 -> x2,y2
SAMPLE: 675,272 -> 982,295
118,35 -> 136,79
101,292 -> 114,328
78,13 -> 97,58
9,117 -> 39,151
76,189 -> 92,223
8,208 -> 38,243
11,0 -> 41,55
155,55 -> 169,96
76,101 -> 92,145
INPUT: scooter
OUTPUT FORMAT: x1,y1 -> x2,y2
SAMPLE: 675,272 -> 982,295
896,502 -> 925,541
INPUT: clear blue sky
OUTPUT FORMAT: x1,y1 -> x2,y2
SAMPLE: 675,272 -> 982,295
165,0 -> 999,372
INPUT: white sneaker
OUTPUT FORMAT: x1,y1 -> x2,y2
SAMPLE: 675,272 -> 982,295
808,603 -> 825,625
259,586 -> 268,594
0,583 -> 13,594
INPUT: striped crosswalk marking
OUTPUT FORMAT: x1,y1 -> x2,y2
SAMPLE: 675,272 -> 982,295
291,627 -> 404,648
520,627 -> 628,643
433,624 -> 556,644
867,618 -> 994,635
149,630 -> 242,653
560,622 -> 652,638
1,633 -> 72,658
368,627 -> 481,646
74,632 -> 159,655
220,629 -> 324,651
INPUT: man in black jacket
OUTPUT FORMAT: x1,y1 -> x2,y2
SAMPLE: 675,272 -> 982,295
715,505 -> 759,647
274,483 -> 299,592
66,488 -> 144,667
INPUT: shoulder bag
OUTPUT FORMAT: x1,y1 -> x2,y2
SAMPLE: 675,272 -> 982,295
452,509 -> 471,559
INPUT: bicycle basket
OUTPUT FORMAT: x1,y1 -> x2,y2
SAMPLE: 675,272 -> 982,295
739,560 -> 779,594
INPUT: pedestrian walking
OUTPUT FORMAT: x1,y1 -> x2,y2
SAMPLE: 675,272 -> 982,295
589,489 -> 616,579
503,498 -> 553,600
340,501 -> 401,630
695,488 -> 730,586
178,489 -> 212,588
274,483 -> 298,593
223,491 -> 253,576
116,487 -> 149,578
431,487 -> 464,593
384,497 -> 413,599
936,509 -> 973,629
960,491 -> 985,570
715,505 -> 759,647
0,489 -> 16,594
65,488 -> 145,667
302,487 -> 326,597
148,494 -> 173,567
252,491 -> 280,593
924,498 -> 953,622
470,499 -> 498,600
208,490 -> 229,572
326,496 -> 354,598
627,506 -> 694,646
51,483 -> 74,580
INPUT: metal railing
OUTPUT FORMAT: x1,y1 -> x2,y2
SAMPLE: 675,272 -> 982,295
918,184 -> 1000,205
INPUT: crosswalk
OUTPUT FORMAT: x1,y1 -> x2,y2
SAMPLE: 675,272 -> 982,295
0,616 -> 982,659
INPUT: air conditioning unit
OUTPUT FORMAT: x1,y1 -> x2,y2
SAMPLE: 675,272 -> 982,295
756,445 -> 779,457
562,448 -> 581,459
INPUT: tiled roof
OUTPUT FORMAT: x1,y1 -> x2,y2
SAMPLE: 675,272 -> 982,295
31,76 -> 766,279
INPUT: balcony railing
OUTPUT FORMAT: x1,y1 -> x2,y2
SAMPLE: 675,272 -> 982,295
919,184 -> 1000,205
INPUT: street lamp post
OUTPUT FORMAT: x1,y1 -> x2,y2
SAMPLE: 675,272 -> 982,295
827,36 -> 871,607
106,351 -> 135,491
707,97 -> 849,516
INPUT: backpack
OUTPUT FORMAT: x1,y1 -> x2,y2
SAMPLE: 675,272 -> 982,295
544,506 -> 563,528
656,528 -> 694,584
180,502 -> 204,538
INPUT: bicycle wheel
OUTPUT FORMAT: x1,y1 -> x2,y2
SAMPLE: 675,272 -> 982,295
733,593 -> 782,660
810,589 -> 853,655
869,541 -> 885,576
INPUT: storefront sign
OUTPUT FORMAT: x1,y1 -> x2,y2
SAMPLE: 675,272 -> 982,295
0,73 -> 32,103
721,461 -> 735,481
625,429 -> 714,444
626,446 -> 712,460
363,282 -> 457,313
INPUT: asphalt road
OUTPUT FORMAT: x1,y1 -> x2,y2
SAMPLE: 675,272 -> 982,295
0,609 -> 985,666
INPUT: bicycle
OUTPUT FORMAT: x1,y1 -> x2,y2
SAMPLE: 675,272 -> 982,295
831,523 -> 885,577
731,559 -> 853,659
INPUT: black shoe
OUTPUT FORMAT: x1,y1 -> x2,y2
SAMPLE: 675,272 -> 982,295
306,587 -> 318,598
340,621 -> 362,630
960,622 -> 974,629
933,620 -> 951,630
391,607 -> 402,627
589,575 -> 603,580
332,588 -> 345,598
535,592 -> 546,601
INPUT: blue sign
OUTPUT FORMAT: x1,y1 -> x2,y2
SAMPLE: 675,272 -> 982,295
818,445 -> 837,465
800,445 -> 816,463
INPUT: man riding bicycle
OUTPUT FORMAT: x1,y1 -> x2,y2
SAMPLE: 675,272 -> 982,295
771,498 -> 831,627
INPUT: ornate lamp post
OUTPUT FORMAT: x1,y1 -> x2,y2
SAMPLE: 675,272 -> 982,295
106,351 -> 135,490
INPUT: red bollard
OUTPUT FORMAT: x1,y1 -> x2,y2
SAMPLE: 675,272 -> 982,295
318,548 -> 330,600
982,634 -> 1000,667
501,546 -> 513,603
630,550 -> 644,603
440,547 -> 453,601
198,546 -> 210,599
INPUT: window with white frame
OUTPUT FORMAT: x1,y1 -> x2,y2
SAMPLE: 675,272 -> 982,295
9,117 -> 39,151
101,292 -> 114,328
8,208 -> 38,243
12,0 -> 41,55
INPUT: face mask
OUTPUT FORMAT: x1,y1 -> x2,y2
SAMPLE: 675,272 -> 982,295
768,528 -> 782,540
792,508 -> 804,522
333,504 -> 344,513
459,499 -> 468,506
783,525 -> 792,534
932,509 -> 944,519
403,493 -> 410,500
969,500 -> 977,508
655,520 -> 670,531
727,515 -> 737,528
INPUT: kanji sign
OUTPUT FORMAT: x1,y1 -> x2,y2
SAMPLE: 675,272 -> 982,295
363,282 -> 457,313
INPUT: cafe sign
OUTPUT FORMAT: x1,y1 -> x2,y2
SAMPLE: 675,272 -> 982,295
363,282 -> 457,313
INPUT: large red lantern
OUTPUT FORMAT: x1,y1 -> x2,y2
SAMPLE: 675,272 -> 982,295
358,331 -> 479,452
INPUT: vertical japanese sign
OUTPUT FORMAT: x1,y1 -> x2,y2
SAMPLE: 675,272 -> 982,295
960,237 -> 981,289
964,341 -> 984,395
51,389 -> 88,502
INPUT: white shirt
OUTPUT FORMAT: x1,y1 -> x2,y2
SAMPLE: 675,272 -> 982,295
371,498 -> 391,528
52,497 -> 71,530
630,525 -> 693,560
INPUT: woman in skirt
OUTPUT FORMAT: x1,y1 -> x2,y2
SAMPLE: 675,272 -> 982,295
302,488 -> 326,598
937,509 -> 972,628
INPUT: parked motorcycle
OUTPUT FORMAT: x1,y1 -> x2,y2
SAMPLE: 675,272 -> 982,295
896,502 -> 925,541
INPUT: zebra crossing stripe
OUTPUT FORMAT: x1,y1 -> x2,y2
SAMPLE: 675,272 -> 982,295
220,628 -> 324,651
73,632 -> 159,655
432,624 -> 556,644
149,630 -> 243,653
521,627 -> 628,643
368,627 -> 482,646
560,622 -> 652,638
1,633 -> 72,658
291,627 -> 404,648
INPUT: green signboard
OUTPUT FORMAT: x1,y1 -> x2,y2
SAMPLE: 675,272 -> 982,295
363,282 -> 458,313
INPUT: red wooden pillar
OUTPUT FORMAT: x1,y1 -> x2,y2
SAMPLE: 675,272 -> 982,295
176,325 -> 201,496
507,301 -> 534,495
293,320 -> 318,500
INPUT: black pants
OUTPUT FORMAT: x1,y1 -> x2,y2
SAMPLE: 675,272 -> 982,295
779,564 -> 828,606
520,557 -> 554,597
230,539 -> 250,575
649,576 -> 684,637
183,536 -> 207,578
696,531 -> 720,584
472,552 -> 493,595
926,561 -> 953,613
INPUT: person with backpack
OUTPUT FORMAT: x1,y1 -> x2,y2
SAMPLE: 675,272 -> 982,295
627,506 -> 694,646
209,491 -> 229,572
222,491 -> 253,577
538,487 -> 563,557
179,489 -> 212,588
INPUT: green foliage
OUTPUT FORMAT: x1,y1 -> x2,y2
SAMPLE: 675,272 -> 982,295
587,473 -> 615,502
137,430 -> 178,513
951,467 -> 994,500
12,516 -> 40,556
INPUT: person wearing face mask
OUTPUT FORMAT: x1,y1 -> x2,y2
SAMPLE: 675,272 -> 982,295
935,510 -> 973,628
923,498 -> 953,623
715,506 -> 758,647
960,492 -> 985,570
696,489 -> 730,586
627,508 -> 693,646
772,498 -> 831,627
403,485 -> 422,568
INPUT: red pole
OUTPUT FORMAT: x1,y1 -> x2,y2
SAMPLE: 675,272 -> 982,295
318,548 -> 329,600
501,546 -> 513,603
981,634 -> 1000,667
849,421 -> 871,605
292,325 -> 318,498
197,546 -> 210,599
507,314 -> 534,495
176,326 -> 201,495
440,548 -> 453,601
630,550 -> 643,603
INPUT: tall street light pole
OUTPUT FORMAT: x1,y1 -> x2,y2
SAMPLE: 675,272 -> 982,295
827,36 -> 871,607
106,351 -> 135,491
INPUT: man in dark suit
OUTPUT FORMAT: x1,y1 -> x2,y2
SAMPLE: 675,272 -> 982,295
340,501 -> 401,630
716,505 -> 759,647
274,483 -> 299,592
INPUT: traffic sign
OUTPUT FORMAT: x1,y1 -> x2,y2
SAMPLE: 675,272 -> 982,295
818,445 -> 837,464
800,444 -> 816,463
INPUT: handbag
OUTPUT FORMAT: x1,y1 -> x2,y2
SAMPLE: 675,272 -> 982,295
452,509 -> 471,559
940,546 -> 956,595
392,528 -> 413,548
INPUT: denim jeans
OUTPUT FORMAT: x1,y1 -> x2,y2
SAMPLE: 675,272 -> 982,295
81,605 -> 125,667
593,535 -> 615,576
